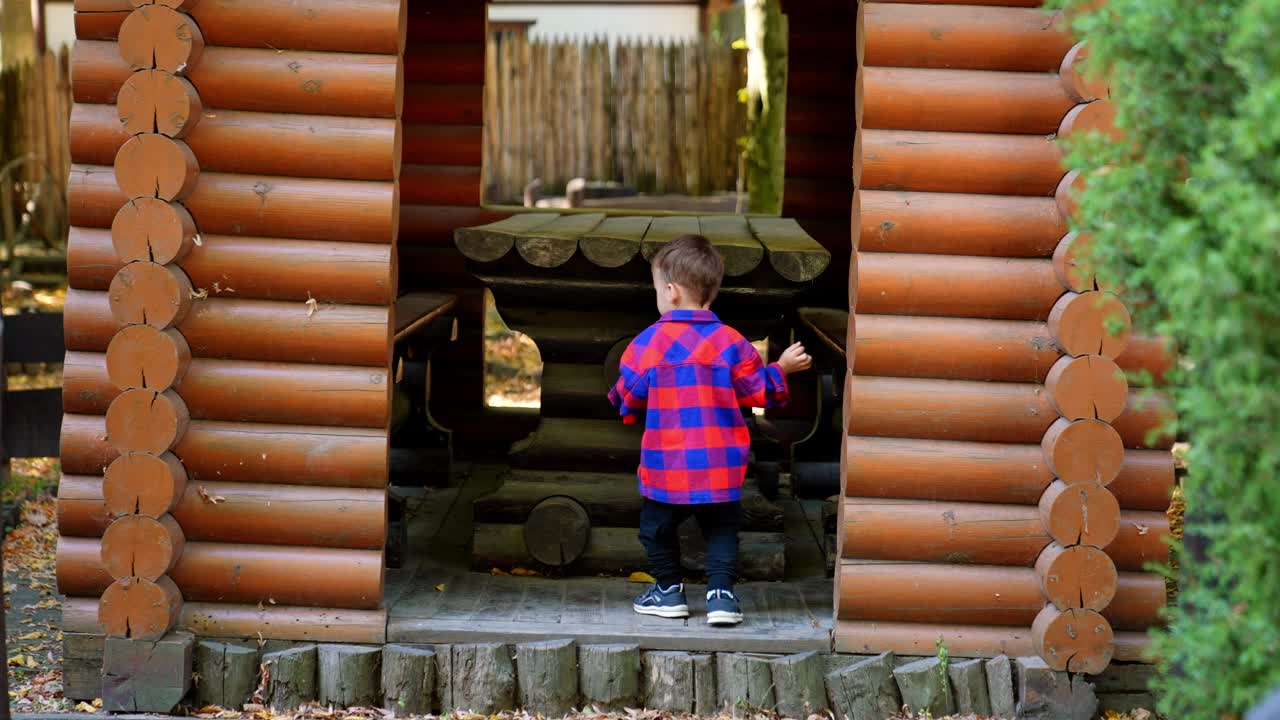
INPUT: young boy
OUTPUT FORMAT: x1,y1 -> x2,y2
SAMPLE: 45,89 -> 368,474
608,234 -> 811,626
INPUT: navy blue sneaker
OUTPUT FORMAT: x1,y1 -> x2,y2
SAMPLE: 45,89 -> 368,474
706,588 -> 743,626
633,583 -> 689,619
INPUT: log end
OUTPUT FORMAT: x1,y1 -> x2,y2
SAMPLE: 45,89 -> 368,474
1048,291 -> 1132,359
117,70 -> 203,138
1041,417 -> 1126,486
99,575 -> 183,640
113,134 -> 200,202
1035,542 -> 1118,612
111,198 -> 197,264
103,451 -> 188,518
107,261 -> 194,329
1045,354 -> 1128,423
105,388 -> 190,454
101,513 -> 185,580
118,5 -> 205,75
105,324 -> 192,391
1033,605 -> 1115,674
1038,479 -> 1121,549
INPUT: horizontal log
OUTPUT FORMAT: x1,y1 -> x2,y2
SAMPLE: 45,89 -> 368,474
510,417 -> 642,473
854,314 -> 1060,382
840,497 -> 1168,571
400,164 -> 482,207
401,125 -> 483,166
863,67 -> 1076,135
399,205 -> 509,247
845,375 -> 1167,448
844,435 -> 1175,511
864,4 -> 1074,72
71,103 -> 398,182
860,190 -> 1066,258
472,524 -> 785,581
837,561 -> 1161,630
73,40 -> 400,118
474,470 -> 784,532
1111,392 -> 1177,450
68,227 -> 393,306
69,164 -> 395,244
65,289 -> 389,366
58,475 -> 385,550
64,351 -> 389,427
862,130 -> 1064,196
1115,335 -> 1175,385
72,0 -> 402,54
834,620 -> 1034,658
61,597 -> 387,644
401,84 -> 483,125
60,413 -> 387,489
857,253 -> 1063,321
57,536 -> 382,609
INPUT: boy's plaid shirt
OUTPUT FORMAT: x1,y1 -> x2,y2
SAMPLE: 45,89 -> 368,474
607,309 -> 789,504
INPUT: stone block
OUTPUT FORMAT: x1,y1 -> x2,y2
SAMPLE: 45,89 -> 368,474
893,657 -> 955,718
826,652 -> 901,720
986,655 -> 1016,719
948,659 -> 992,716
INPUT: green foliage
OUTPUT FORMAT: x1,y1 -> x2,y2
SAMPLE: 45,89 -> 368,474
1054,1 -> 1280,717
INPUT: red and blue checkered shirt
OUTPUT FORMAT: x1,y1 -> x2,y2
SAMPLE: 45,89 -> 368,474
607,309 -> 790,504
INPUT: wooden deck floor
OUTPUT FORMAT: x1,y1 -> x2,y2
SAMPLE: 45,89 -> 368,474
388,571 -> 833,653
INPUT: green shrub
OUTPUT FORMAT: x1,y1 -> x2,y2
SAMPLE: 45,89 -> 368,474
1055,2 -> 1280,717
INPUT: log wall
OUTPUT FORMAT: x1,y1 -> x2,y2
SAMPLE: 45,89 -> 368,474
59,0 -> 399,641
838,0 -> 1175,671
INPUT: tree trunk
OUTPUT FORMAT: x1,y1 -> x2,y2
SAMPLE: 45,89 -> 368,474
744,0 -> 787,215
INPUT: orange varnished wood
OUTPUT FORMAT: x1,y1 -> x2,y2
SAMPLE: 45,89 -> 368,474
60,413 -> 388,489
115,70 -> 202,137
1035,543 -> 1118,612
103,324 -> 191,391
105,387 -> 189,454
97,574 -> 182,640
857,252 -> 1064,321
70,164 -> 396,244
100,513 -> 185,580
854,314 -> 1059,383
73,103 -> 398,182
1033,605 -> 1114,674
118,4 -> 204,74
1038,479 -> 1121,548
864,66 -> 1076,134
69,227 -> 393,306
844,435 -> 1174,512
865,3 -> 1074,72
58,475 -> 386,550
840,497 -> 1166,571
863,129 -> 1064,196
860,190 -> 1065,258
65,351 -> 389,428
73,40 -> 399,118
66,289 -> 388,366
59,536 -> 383,609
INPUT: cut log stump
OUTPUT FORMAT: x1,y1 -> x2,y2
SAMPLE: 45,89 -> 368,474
194,640 -> 259,710
382,645 -> 436,716
771,651 -> 828,717
642,651 -> 695,713
825,651 -> 901,720
947,659 -> 993,716
318,644 -> 381,708
262,644 -> 318,711
451,644 -> 516,715
986,655 -> 1016,719
893,657 -> 955,718
692,654 -> 717,716
516,639 -> 578,717
102,631 -> 194,713
579,644 -> 640,711
717,653 -> 775,711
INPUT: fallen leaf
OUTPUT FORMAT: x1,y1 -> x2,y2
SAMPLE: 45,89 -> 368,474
16,631 -> 44,641
510,567 -> 541,577
191,288 -> 210,300
305,293 -> 319,317
435,583 -> 446,592
74,702 -> 98,713
627,571 -> 656,584
8,655 -> 25,667
490,568 -> 509,576
1136,524 -> 1150,536
92,698 -> 103,707
197,486 -> 226,505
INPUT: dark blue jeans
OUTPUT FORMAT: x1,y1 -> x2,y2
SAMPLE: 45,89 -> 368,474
638,498 -> 740,591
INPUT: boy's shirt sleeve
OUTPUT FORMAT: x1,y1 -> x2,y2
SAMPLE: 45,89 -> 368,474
731,339 -> 790,408
607,338 -> 650,424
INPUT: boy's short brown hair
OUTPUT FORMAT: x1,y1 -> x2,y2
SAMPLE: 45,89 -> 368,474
651,234 -> 724,305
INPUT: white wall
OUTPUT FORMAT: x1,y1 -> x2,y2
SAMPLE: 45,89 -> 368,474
45,2 -> 76,54
488,4 -> 699,46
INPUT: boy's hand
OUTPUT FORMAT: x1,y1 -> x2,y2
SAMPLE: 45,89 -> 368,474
777,342 -> 812,375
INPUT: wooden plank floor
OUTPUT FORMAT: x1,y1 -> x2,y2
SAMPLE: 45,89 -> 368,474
388,572 -> 833,653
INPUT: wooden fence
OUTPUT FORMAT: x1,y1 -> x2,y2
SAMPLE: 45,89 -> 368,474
484,34 -> 748,204
0,48 -> 72,281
